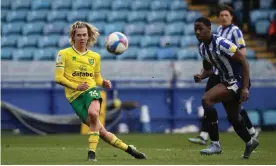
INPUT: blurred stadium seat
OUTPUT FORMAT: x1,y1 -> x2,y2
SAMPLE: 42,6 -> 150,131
1,0 -> 11,9
6,11 -> 27,22
263,109 -> 276,126
17,36 -> 38,48
58,36 -> 70,48
27,11 -> 48,22
117,47 -> 139,60
43,22 -> 67,35
31,0 -> 51,10
104,22 -> 126,35
1,48 -> 14,60
131,0 -> 150,10
177,48 -> 200,60
2,35 -> 19,48
164,23 -> 185,35
160,36 -> 180,47
124,23 -> 145,35
250,10 -> 269,26
23,22 -> 44,35
2,22 -> 23,35
111,0 -> 131,10
51,0 -> 72,10
11,0 -> 31,10
107,10 -> 128,22
157,48 -> 177,60
47,11 -> 68,22
87,10 -> 107,22
166,11 -> 186,23
186,11 -> 202,23
247,110 -> 261,126
147,11 -> 167,23
92,0 -> 111,10
140,36 -> 160,47
12,48 -> 34,61
150,0 -> 168,11
246,49 -> 257,59
127,11 -> 148,23
72,0 -> 91,10
170,0 -> 188,11
137,47 -> 158,60
144,22 -> 165,35
183,23 -> 196,36
255,20 -> 271,35
33,48 -> 56,61
38,35 -> 59,48
67,11 -> 87,23
180,36 -> 198,47
128,35 -> 143,46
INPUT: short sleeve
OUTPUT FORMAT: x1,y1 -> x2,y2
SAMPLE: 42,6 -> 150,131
56,50 -> 66,68
219,39 -> 238,57
94,53 -> 101,73
232,29 -> 246,49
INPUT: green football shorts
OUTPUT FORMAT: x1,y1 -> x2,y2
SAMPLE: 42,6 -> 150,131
71,88 -> 102,123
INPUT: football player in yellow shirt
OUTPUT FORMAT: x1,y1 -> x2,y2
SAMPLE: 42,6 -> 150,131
55,21 -> 146,161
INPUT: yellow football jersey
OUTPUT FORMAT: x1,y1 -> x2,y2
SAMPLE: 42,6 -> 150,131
55,47 -> 101,103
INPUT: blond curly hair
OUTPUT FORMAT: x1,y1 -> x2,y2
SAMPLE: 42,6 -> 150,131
69,21 -> 99,47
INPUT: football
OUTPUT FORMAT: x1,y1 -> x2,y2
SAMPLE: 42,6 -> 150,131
105,32 -> 128,55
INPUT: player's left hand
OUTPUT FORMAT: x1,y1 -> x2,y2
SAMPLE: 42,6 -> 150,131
240,88 -> 249,103
103,80 -> 112,89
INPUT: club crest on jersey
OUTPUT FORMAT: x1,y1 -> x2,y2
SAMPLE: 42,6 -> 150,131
72,56 -> 76,61
56,54 -> 62,65
79,65 -> 87,71
88,58 -> 94,65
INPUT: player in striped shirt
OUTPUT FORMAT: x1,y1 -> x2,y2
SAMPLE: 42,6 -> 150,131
193,17 -> 259,159
188,5 -> 258,146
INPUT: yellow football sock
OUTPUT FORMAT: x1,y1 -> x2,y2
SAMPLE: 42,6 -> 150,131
88,132 -> 99,152
110,134 -> 128,151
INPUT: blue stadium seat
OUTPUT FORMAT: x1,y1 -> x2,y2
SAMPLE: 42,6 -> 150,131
183,23 -> 195,35
43,22 -> 67,35
2,35 -> 19,48
97,36 -> 106,48
250,10 -> 269,25
33,48 -> 56,61
58,36 -> 70,48
107,11 -> 128,22
27,10 -> 48,22
1,0 -> 11,9
51,0 -> 72,10
255,20 -> 270,35
211,24 -> 219,34
180,36 -> 199,47
140,36 -> 160,47
97,48 -> 116,60
47,11 -> 68,22
117,47 -> 139,60
270,10 -> 276,21
13,48 -> 34,61
67,11 -> 87,23
2,22 -> 23,35
147,11 -> 166,22
1,48 -> 14,60
186,11 -> 202,23
127,11 -> 148,23
157,48 -> 177,60
72,0 -> 91,10
17,35 -> 39,48
92,0 -> 111,10
31,0 -> 51,10
131,1 -> 150,10
6,11 -> 27,22
11,0 -> 31,10
160,36 -> 180,47
128,35 -> 142,46
263,109 -> 276,126
259,0 -> 273,9
38,35 -> 59,48
246,49 -> 256,59
1,10 -> 8,22
177,48 -> 200,60
144,22 -> 165,35
124,23 -> 145,35
104,22 -> 126,35
22,22 -> 44,35
92,21 -> 106,34
87,10 -> 107,22
111,0 -> 131,10
164,23 -> 185,35
137,47 -> 157,60
170,0 -> 188,10
166,11 -> 186,23
150,0 -> 168,11
247,110 -> 261,126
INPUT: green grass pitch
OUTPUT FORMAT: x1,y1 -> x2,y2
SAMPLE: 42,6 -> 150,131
2,132 -> 276,164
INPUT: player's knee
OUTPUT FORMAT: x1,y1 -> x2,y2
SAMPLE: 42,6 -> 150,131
88,110 -> 99,121
202,95 -> 213,108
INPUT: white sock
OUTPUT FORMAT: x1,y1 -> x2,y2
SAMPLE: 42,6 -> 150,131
211,141 -> 220,146
200,131 -> 209,140
248,127 -> 256,135
246,138 -> 253,145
